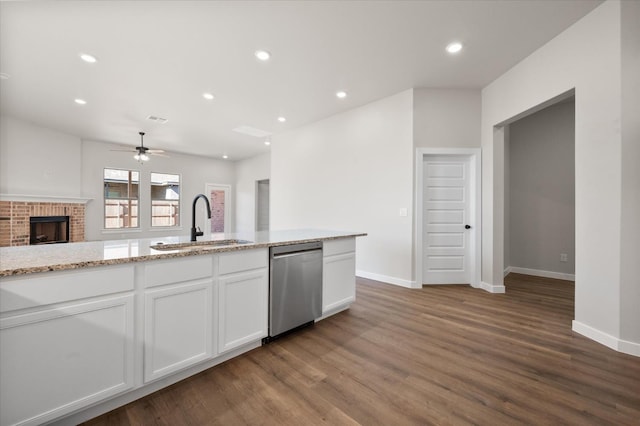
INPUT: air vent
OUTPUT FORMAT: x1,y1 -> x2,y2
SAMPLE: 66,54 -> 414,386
232,125 -> 272,138
147,115 -> 168,124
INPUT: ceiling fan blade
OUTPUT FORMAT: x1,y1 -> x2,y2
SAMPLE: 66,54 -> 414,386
150,152 -> 171,158
146,149 -> 165,154
110,148 -> 136,152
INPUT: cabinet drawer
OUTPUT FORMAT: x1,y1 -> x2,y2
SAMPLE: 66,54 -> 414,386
323,238 -> 355,257
218,249 -> 268,275
0,265 -> 134,313
145,255 -> 213,288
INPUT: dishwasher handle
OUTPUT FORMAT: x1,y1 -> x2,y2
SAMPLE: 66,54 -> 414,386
272,248 -> 322,259
270,241 -> 323,258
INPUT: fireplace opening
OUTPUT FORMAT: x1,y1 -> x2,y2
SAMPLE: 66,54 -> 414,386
30,216 -> 70,245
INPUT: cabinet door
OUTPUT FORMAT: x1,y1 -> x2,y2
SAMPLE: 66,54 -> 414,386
144,280 -> 213,382
0,295 -> 135,426
323,252 -> 356,314
218,269 -> 268,353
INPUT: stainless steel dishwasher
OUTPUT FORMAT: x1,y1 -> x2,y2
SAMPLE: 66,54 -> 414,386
267,241 -> 323,340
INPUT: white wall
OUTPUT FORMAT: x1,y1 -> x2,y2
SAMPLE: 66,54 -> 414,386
620,0 -> 640,345
0,115 -> 82,197
413,88 -> 481,148
271,90 -> 415,286
81,140 -> 235,241
234,152 -> 270,233
482,0 -> 638,352
508,100 -> 575,276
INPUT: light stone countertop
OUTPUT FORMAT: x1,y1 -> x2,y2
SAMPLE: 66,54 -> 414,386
0,229 -> 366,277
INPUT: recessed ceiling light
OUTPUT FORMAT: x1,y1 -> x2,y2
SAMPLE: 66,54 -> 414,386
255,50 -> 271,61
0,73 -> 9,80
277,116 -> 286,123
79,53 -> 98,63
265,137 -> 271,146
222,155 -> 229,159
446,42 -> 463,54
336,91 -> 347,99
74,98 -> 87,105
202,92 -> 215,100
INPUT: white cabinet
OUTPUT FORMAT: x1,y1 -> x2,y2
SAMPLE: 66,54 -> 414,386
0,294 -> 135,426
143,256 -> 214,383
217,249 -> 268,353
322,238 -> 356,314
144,280 -> 213,382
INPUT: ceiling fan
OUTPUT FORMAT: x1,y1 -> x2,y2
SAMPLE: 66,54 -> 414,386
112,131 -> 168,162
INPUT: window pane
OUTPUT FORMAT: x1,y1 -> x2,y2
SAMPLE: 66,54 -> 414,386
151,173 -> 180,227
104,168 -> 139,229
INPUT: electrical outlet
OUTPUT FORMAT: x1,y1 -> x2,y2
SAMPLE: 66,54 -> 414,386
560,253 -> 568,262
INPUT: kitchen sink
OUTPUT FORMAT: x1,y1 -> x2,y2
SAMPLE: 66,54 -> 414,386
151,239 -> 253,251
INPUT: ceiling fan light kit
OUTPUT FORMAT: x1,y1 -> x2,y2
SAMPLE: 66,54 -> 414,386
110,131 -> 167,163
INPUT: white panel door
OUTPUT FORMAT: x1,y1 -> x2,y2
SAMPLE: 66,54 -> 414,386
423,156 -> 472,284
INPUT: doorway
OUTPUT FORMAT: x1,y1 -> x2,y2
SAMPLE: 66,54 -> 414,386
504,96 -> 575,282
204,183 -> 231,234
256,179 -> 270,231
415,148 -> 481,288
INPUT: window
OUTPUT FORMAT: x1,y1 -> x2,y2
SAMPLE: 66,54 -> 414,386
104,168 -> 139,229
151,172 -> 180,227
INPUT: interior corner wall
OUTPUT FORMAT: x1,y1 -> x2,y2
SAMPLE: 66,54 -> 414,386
270,90 -> 415,286
508,101 -> 575,276
81,140 -> 235,241
482,0 -> 624,341
620,0 -> 640,345
235,152 -> 270,233
413,89 -> 481,148
0,115 -> 82,197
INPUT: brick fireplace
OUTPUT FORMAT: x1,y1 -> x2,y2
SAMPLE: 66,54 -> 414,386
0,201 -> 85,247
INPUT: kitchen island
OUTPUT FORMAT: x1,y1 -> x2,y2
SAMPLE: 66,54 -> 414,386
0,229 -> 365,426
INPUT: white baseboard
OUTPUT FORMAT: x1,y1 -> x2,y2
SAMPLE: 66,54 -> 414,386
572,321 -> 640,357
480,281 -> 506,293
504,266 -> 512,277
356,270 -> 418,289
507,266 -> 575,282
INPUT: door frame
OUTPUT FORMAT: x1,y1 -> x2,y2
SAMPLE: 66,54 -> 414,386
415,148 -> 481,288
204,183 -> 232,234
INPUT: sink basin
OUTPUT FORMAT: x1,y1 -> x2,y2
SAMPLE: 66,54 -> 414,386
151,239 -> 253,251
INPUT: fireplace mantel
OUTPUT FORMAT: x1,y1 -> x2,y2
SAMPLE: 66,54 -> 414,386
0,194 -> 92,204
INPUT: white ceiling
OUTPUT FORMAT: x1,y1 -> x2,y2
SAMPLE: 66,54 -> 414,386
0,0 -> 601,161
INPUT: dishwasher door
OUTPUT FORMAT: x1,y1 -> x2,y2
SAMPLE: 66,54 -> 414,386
269,242 -> 323,337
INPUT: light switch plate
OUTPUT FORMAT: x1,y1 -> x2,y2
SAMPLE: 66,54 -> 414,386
399,208 -> 408,217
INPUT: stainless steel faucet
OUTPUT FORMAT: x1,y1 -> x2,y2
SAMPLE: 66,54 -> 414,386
191,194 -> 212,241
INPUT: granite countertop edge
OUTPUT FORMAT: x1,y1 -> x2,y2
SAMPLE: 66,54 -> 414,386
0,230 -> 367,277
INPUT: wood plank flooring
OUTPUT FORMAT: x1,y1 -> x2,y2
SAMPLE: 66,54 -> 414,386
84,274 -> 640,425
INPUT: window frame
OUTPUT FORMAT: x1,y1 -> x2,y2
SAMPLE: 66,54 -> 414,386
150,171 -> 181,228
103,168 -> 140,230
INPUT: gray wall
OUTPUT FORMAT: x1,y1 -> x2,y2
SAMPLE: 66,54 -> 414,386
508,100 -> 575,275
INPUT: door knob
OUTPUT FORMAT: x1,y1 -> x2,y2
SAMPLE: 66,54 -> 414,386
465,225 -> 471,229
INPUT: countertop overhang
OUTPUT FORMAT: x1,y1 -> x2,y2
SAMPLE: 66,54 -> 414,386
0,229 -> 366,277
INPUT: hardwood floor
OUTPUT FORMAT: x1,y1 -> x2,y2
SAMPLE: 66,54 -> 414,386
85,274 -> 640,425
